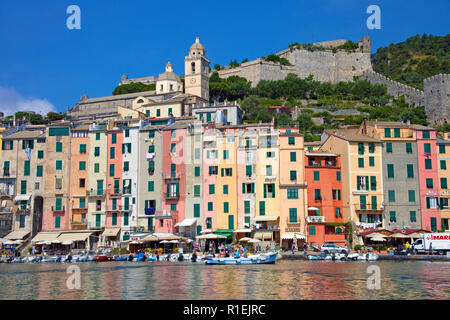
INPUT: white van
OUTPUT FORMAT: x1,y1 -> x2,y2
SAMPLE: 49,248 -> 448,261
411,233 -> 450,255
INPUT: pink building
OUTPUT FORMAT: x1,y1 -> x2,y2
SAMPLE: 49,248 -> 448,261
416,128 -> 441,231
157,127 -> 186,233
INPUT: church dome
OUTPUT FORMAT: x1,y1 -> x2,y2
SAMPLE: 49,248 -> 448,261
158,62 -> 181,82
189,37 -> 205,56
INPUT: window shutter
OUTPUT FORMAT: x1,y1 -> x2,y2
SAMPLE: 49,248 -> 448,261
221,168 -> 224,177
365,176 -> 369,190
271,183 -> 275,198
242,183 -> 246,194
264,184 -> 267,198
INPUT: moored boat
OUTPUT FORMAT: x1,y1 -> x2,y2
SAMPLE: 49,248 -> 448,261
204,251 -> 278,265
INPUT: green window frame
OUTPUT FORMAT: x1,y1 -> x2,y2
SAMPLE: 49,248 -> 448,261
424,143 -> 431,153
56,142 -> 62,153
223,150 -> 229,159
208,202 -> 213,211
224,202 -> 229,213
223,185 -> 228,194
369,143 -> 375,153
358,158 -> 364,168
94,163 -> 100,173
36,165 -> 43,177
56,160 -> 62,170
290,152 -> 296,162
125,129 -> 130,138
313,171 -> 319,181
410,211 -> 416,222
111,133 -> 117,144
124,213 -> 129,226
38,150 -> 44,159
96,133 -> 100,140
384,128 -> 391,138
194,166 -> 200,177
79,161 -> 86,171
358,143 -> 365,155
171,129 -> 176,139
94,147 -> 100,157
314,189 -> 321,201
79,144 -> 87,154
426,178 -> 433,188
441,160 -> 447,170
266,165 -> 272,176
370,176 -> 377,191
55,198 -> 62,211
148,181 -> 154,192
425,159 -> 432,170
386,142 -> 392,153
288,137 -> 295,145
387,164 -> 394,178
407,164 -> 414,178
259,201 -> 265,216
439,144 -> 446,154
228,215 -> 234,230
170,204 -> 177,212
360,195 -> 366,210
194,204 -> 200,217
79,198 -> 86,209
408,190 -> 415,202
123,161 -> 129,172
109,164 -> 115,177
194,185 -> 201,197
55,216 -> 61,229
422,130 -> 430,139
246,165 -> 252,176
291,170 -> 298,181
406,143 -> 412,153
209,184 -> 215,194
371,196 -> 377,210
430,217 -> 437,232
289,208 -> 298,223
112,213 -> 117,226
110,147 -> 115,159
336,171 -> 341,181
244,201 -> 250,214
441,178 -> 448,189
369,156 -> 375,167
96,214 -> 101,227
308,225 -> 316,236
388,190 -> 395,202
24,160 -> 30,176
389,211 -> 396,222
20,180 -> 26,194
394,128 -> 400,138
287,188 -> 299,199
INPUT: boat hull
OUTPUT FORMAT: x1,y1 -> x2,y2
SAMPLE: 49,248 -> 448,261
204,252 -> 278,265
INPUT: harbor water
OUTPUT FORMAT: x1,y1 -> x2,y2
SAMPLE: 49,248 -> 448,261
0,260 -> 448,300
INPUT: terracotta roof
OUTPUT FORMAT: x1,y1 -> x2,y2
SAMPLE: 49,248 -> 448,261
3,130 -> 46,140
326,129 -> 381,143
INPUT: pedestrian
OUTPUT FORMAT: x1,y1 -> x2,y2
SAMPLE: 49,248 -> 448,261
429,242 -> 433,255
291,244 -> 295,254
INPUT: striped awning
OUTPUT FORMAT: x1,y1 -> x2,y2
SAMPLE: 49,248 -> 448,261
14,195 -> 31,202
281,233 -> 306,240
102,228 -> 121,237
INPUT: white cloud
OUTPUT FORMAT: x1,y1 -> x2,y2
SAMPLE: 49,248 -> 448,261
0,86 -> 56,117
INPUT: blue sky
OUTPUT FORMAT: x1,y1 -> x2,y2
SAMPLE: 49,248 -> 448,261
0,0 -> 448,115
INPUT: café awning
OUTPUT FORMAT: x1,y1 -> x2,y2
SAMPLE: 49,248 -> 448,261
140,235 -> 159,242
233,229 -> 252,233
281,233 -> 306,240
14,195 -> 31,202
102,228 -> 121,237
254,216 -> 279,222
31,232 -> 61,243
254,231 -> 273,240
196,233 -> 226,240
175,218 -> 197,227
57,232 -> 92,242
4,230 -> 29,240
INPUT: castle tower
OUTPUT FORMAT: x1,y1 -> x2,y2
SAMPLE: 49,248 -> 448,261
185,37 -> 210,101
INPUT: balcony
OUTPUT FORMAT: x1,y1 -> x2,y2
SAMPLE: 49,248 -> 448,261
306,160 -> 338,168
154,210 -> 178,220
354,204 -> 383,212
86,189 -> 106,197
0,190 -> 14,198
307,216 -> 325,224
71,220 -> 88,230
163,172 -> 181,180
51,206 -> 65,213
165,192 -> 180,200
108,188 -> 122,197
106,205 -> 133,212
257,225 -> 280,231
0,207 -> 12,214
17,205 -> 31,213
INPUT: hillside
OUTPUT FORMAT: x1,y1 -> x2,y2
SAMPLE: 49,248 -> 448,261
372,34 -> 450,90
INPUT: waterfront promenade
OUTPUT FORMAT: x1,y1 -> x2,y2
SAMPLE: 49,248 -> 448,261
281,252 -> 450,261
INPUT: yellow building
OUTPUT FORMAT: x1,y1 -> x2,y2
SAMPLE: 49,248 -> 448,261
215,129 -> 238,234
278,128 -> 307,247
320,129 -> 384,240
254,127 -> 281,242
437,132 -> 450,231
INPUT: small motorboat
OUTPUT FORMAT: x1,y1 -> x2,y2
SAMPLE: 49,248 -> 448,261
42,256 -> 59,263
204,251 -> 278,265
113,255 -> 128,262
94,255 -> 109,262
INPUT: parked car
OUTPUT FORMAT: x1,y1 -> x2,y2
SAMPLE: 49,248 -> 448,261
320,243 -> 348,254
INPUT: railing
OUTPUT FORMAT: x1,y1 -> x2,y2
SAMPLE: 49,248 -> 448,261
108,188 -> 122,196
153,210 -> 178,220
257,225 -> 280,231
354,204 -> 382,211
106,205 -> 133,212
163,172 -> 181,179
86,189 -> 106,197
17,205 -> 31,213
0,207 -> 12,214
0,190 -> 14,197
307,216 -> 325,223
306,161 -> 338,168
286,218 -> 301,225
164,192 -> 180,200
51,206 -> 65,213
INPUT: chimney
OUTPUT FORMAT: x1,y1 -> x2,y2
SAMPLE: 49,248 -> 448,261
362,118 -> 367,135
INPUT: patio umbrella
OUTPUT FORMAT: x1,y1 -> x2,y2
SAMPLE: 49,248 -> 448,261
141,235 -> 159,242
62,241 -> 73,246
238,237 -> 252,242
169,240 -> 179,244
196,233 -> 226,240
390,233 -> 408,238
366,233 -> 386,238
52,240 -> 62,244
38,240 -> 52,245
129,241 -> 140,244
248,239 -> 261,243
308,207 -> 319,211
160,240 -> 170,244
13,240 -> 23,245
200,229 -> 212,234
370,236 -> 387,242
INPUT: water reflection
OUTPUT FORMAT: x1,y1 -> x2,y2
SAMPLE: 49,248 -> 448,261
0,260 -> 448,300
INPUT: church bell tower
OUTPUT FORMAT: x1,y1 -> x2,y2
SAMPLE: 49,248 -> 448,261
185,37 -> 210,102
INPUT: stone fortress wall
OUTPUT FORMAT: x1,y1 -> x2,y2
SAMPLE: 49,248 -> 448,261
216,36 -> 449,124
424,74 -> 450,124
361,69 -> 425,107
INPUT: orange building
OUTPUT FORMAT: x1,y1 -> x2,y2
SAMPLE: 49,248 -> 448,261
305,151 -> 345,246
68,124 -> 90,230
